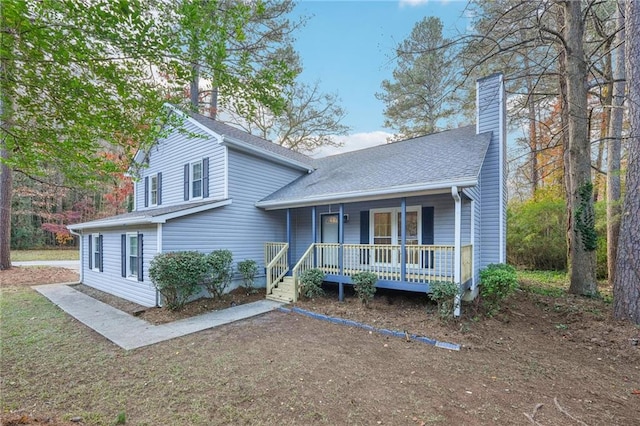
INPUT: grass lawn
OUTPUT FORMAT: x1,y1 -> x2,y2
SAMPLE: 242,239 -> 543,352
11,249 -> 79,262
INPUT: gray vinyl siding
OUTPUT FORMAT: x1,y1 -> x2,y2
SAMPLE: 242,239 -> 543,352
135,119 -> 226,210
477,73 -> 506,268
161,148 -> 304,286
81,227 -> 158,307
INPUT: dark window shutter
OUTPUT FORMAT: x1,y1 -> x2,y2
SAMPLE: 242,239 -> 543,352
121,234 -> 127,277
157,172 -> 162,205
203,157 -> 209,198
137,233 -> 144,281
144,176 -> 149,207
360,211 -> 370,265
88,235 -> 93,270
183,164 -> 189,201
421,207 -> 435,268
98,235 -> 104,272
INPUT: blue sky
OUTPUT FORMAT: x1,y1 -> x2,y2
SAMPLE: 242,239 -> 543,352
289,0 -> 471,155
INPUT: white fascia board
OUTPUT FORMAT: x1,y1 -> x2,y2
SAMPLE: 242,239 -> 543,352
221,135 -> 314,173
68,215 -> 153,231
256,179 -> 478,210
150,199 -> 232,222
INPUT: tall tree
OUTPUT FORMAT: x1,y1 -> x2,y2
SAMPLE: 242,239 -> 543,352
377,16 -> 462,140
189,0 -> 300,118
607,1 -> 625,286
0,0 -> 295,269
456,0 -> 608,295
563,0 -> 598,295
227,79 -> 350,154
613,0 -> 640,324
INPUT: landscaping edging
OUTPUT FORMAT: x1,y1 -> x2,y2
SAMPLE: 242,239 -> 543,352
280,306 -> 460,351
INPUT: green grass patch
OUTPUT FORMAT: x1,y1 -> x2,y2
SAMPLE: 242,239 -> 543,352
11,249 -> 79,261
517,270 -> 567,297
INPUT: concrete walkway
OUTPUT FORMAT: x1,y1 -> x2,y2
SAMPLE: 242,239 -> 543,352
33,284 -> 283,350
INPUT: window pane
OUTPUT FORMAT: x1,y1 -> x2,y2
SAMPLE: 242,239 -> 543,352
129,256 -> 138,276
192,180 -> 202,198
373,212 -> 391,238
397,211 -> 418,240
192,162 -> 202,180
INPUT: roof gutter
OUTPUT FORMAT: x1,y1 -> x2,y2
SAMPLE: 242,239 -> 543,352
256,178 -> 478,210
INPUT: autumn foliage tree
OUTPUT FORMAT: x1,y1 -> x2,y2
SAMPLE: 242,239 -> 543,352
0,0 -> 296,269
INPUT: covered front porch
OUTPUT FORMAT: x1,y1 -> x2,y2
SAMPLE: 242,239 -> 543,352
263,190 -> 477,308
265,241 -> 473,300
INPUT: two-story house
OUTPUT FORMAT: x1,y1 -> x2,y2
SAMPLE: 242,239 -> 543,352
69,73 -> 506,310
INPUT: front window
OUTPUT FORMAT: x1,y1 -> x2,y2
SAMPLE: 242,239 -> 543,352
150,175 -> 158,206
128,234 -> 138,277
92,233 -> 100,271
191,161 -> 202,199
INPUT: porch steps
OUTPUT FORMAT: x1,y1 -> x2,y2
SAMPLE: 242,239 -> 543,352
266,276 -> 296,303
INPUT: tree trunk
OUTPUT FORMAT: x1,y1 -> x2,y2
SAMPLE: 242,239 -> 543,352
564,1 -> 597,295
525,71 -> 539,194
607,1 -> 625,287
613,0 -> 640,324
0,29 -> 12,270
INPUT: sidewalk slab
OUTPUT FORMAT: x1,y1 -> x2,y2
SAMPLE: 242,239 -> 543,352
33,284 -> 283,350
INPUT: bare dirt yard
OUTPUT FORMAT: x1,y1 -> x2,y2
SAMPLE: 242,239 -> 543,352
1,266 -> 639,425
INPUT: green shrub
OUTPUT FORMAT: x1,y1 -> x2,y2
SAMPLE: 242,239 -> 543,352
149,251 -> 208,311
204,249 -> 234,299
480,263 -> 518,315
507,189 -> 566,270
429,280 -> 459,319
237,259 -> 259,292
352,272 -> 377,307
299,268 -> 325,298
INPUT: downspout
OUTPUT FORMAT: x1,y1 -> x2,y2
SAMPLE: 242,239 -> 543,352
69,229 -> 83,283
400,197 -> 406,282
451,186 -> 462,317
338,203 -> 345,302
156,223 -> 163,307
311,206 -> 317,267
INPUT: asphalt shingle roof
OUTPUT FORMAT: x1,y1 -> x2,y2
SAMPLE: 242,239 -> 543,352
258,125 -> 491,207
189,113 -> 316,168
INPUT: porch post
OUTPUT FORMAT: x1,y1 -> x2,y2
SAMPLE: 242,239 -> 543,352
286,208 -> 292,268
311,206 -> 317,267
400,197 -> 406,282
452,187 -> 462,316
339,203 -> 345,301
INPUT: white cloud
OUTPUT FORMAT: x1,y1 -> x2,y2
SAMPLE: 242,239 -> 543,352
313,131 -> 392,158
399,0 -> 430,7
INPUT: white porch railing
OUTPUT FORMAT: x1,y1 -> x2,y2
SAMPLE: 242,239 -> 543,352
265,243 -> 473,289
265,242 -> 289,296
291,243 -> 316,302
315,243 -> 473,284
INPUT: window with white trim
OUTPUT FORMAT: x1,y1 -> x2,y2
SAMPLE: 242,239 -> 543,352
127,233 -> 138,278
91,233 -> 101,271
191,160 -> 203,199
150,174 -> 158,206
